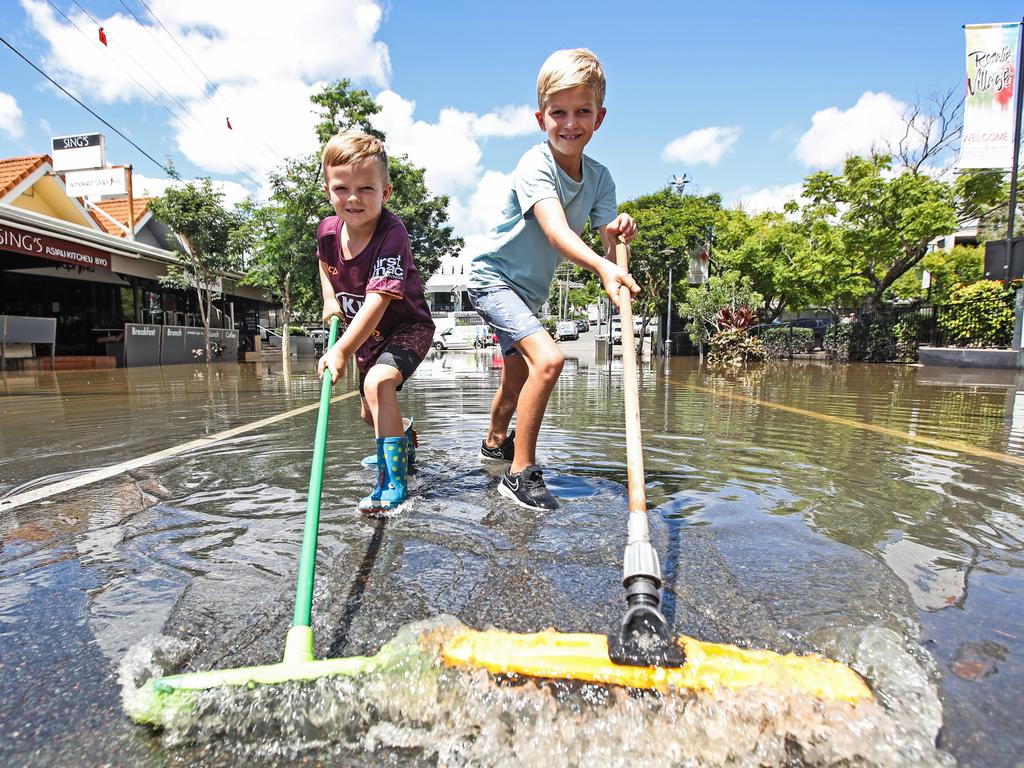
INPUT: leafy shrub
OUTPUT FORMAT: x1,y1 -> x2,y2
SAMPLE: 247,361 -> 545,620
277,325 -> 308,336
864,320 -> 897,362
825,314 -> 923,363
708,328 -> 765,366
824,323 -> 853,362
760,327 -> 814,358
824,319 -> 888,362
938,281 -> 1014,348
892,313 -> 923,362
715,305 -> 757,331
540,318 -> 557,337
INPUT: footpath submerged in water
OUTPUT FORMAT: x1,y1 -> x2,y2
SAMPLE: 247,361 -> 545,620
1,358 -> 1021,765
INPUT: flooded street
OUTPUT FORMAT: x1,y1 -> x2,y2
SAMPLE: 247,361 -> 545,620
1,349 -> 1022,767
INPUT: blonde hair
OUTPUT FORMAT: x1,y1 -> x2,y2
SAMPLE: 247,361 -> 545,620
536,48 -> 606,110
321,132 -> 390,184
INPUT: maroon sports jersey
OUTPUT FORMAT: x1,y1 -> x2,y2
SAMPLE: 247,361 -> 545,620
316,210 -> 434,342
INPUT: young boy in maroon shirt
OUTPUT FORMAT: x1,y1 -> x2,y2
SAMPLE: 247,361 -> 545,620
316,132 -> 434,512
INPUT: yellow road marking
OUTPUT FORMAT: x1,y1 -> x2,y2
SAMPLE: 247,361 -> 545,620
0,391 -> 360,512
671,380 -> 1024,468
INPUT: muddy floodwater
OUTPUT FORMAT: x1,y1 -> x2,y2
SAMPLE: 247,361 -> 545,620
1,349 -> 1022,767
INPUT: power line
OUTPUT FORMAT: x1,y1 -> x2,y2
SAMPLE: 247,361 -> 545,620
57,1 -> 267,187
0,32 -> 169,173
68,0 -> 100,27
117,0 -> 284,170
134,0 -> 286,163
50,1 -> 180,124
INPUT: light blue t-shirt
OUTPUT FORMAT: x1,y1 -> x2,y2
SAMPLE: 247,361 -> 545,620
468,142 -> 618,313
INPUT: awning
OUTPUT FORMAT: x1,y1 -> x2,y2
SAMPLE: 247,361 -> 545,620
424,274 -> 466,294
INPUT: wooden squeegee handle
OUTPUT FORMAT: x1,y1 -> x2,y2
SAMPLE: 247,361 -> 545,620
614,239 -> 646,515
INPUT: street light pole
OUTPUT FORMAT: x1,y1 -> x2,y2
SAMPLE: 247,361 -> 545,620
666,264 -> 673,357
661,247 -> 677,357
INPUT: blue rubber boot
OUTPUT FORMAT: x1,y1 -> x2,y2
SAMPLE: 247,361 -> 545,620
358,439 -> 387,511
376,436 -> 409,510
361,418 -> 416,468
358,437 -> 409,511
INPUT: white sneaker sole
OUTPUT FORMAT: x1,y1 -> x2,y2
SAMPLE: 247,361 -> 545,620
497,480 -> 556,511
480,450 -> 513,462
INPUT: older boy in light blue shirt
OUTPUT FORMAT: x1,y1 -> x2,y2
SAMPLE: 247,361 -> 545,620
468,48 -> 639,511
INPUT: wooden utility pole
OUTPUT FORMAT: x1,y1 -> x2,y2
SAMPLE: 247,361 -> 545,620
125,165 -> 136,241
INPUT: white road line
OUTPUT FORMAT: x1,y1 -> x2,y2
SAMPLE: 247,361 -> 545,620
0,390 -> 359,512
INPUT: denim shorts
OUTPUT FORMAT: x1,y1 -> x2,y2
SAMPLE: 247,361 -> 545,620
468,286 -> 544,356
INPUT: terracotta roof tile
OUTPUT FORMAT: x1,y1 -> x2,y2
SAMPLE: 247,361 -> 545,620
93,196 -> 153,237
0,155 -> 48,198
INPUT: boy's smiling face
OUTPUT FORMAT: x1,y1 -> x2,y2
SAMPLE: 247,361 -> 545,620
536,84 -> 606,163
324,158 -> 392,232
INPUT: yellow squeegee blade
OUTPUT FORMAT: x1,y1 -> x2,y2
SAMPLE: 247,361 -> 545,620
440,628 -> 872,704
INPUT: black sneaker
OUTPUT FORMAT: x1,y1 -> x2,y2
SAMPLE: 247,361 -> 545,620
498,465 -> 558,511
480,429 -> 516,462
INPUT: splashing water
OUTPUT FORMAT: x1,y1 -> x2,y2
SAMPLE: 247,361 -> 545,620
120,617 -> 952,767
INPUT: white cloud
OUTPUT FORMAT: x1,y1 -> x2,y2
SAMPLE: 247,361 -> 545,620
0,92 -> 25,138
131,173 -> 253,208
447,169 -> 513,245
372,91 -> 535,199
23,0 -> 534,240
370,92 -> 536,240
472,105 -> 538,138
794,91 -> 918,168
23,0 -> 390,101
171,78 -> 319,191
733,183 -> 805,216
21,0 -> 391,184
372,91 -> 483,193
662,126 -> 741,166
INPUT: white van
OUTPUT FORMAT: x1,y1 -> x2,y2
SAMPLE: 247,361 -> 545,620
555,320 -> 579,341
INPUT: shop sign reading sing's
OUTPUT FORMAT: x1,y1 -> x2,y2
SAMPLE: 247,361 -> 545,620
51,132 -> 106,173
0,222 -> 112,271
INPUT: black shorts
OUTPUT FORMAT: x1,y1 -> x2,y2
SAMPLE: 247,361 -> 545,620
356,323 -> 432,397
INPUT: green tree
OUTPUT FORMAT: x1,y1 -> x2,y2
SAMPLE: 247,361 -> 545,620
311,79 -> 384,144
959,169 -> 1011,243
720,210 -> 818,321
800,153 -> 1000,312
235,178 -> 321,365
887,244 -> 984,303
149,179 -> 244,362
678,270 -> 764,360
614,189 -> 725,339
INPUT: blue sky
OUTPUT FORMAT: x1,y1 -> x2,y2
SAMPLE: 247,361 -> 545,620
0,1 -> 1020,249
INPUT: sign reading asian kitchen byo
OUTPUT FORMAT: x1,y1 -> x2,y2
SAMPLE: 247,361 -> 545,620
64,167 -> 127,198
0,222 -> 112,271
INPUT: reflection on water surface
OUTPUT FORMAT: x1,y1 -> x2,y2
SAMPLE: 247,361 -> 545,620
1,355 -> 1022,766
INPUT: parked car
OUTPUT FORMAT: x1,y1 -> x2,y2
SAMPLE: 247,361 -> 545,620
792,317 -> 834,349
749,317 -> 834,350
574,319 -> 590,333
555,320 -> 579,341
432,327 -> 471,350
748,321 -> 787,335
309,328 -> 328,356
610,319 -> 622,344
433,326 -> 492,350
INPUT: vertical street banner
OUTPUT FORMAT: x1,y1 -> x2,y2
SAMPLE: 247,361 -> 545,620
961,22 -> 1021,169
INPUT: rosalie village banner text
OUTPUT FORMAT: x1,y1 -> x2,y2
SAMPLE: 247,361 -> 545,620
961,22 -> 1021,170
